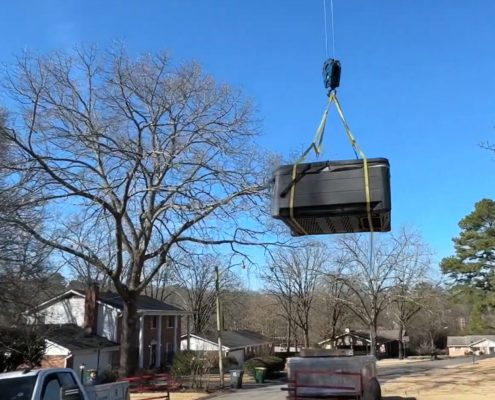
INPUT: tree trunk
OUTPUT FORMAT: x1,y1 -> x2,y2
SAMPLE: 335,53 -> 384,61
398,323 -> 404,360
286,316 -> 291,357
369,323 -> 377,356
119,295 -> 140,376
303,328 -> 310,348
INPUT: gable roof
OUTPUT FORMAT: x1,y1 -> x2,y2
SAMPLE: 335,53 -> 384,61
183,330 -> 273,350
470,337 -> 495,347
447,335 -> 495,347
34,289 -> 186,315
320,330 -> 409,346
40,324 -> 119,351
73,290 -> 185,313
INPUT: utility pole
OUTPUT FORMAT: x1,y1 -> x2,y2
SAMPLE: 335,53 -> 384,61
215,265 -> 224,388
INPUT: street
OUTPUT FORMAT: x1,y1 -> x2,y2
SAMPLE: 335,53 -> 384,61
212,355 -> 494,400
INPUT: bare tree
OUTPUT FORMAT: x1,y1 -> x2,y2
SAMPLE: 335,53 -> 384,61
262,242 -> 327,348
169,253 -> 239,334
0,113 -> 62,323
0,48 -> 271,374
408,286 -> 456,356
331,231 -> 415,356
314,266 -> 354,345
389,229 -> 433,358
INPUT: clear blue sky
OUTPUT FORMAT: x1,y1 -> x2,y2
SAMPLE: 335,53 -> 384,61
2,0 -> 495,270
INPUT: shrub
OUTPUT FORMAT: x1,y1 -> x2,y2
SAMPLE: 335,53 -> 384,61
99,368 -> 119,383
171,351 -> 213,389
243,356 -> 284,378
223,355 -> 239,370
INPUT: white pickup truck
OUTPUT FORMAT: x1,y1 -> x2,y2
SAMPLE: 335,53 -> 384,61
0,368 -> 129,400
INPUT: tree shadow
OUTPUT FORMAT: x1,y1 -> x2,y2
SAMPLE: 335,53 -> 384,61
383,397 -> 417,400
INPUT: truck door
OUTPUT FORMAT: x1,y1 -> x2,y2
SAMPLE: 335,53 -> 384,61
41,372 -> 82,400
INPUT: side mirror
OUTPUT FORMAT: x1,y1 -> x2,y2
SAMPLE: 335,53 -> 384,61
60,385 -> 84,400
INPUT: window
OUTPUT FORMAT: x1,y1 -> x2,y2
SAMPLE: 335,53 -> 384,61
41,375 -> 61,400
167,316 -> 175,328
0,376 -> 36,399
151,316 -> 157,329
57,372 -> 77,387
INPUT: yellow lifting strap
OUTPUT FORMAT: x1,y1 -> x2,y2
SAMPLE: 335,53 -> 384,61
289,91 -> 373,235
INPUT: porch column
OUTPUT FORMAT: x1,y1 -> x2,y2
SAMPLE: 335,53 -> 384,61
157,315 -> 162,367
173,315 -> 178,352
139,315 -> 144,368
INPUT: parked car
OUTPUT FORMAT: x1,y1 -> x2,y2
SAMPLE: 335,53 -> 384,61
0,368 -> 129,400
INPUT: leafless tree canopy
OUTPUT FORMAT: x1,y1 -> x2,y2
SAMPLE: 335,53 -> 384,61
0,47 -> 272,374
262,242 -> 328,348
330,229 -> 433,355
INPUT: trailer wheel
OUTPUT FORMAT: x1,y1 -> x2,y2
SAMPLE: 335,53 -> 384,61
363,378 -> 381,400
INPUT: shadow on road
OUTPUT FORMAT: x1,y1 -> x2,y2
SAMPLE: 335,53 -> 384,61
383,397 -> 417,400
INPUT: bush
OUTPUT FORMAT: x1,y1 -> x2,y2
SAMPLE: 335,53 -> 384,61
171,351 -> 212,389
99,368 -> 119,383
243,356 -> 284,378
223,355 -> 239,370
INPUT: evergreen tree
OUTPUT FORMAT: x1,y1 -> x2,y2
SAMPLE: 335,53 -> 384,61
441,199 -> 495,291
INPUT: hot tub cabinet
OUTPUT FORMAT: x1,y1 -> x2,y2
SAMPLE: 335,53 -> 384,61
271,158 -> 391,235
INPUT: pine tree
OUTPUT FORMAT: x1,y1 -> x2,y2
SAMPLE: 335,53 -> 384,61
441,199 -> 495,291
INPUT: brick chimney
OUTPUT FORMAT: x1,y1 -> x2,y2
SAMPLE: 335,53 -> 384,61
84,283 -> 99,335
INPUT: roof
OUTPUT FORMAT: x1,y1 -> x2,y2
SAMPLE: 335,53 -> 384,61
470,338 -> 495,347
321,330 -> 409,345
40,324 -> 119,351
73,290 -> 184,313
447,335 -> 495,347
34,289 -> 187,315
183,330 -> 273,350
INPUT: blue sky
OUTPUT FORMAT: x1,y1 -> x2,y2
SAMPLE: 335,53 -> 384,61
2,0 -> 495,273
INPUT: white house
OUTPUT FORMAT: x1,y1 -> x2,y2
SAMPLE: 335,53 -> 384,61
41,324 -> 119,374
31,285 -> 188,371
447,335 -> 495,356
181,330 -> 273,366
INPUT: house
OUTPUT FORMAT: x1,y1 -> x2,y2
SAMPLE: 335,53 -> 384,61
180,330 -> 273,366
319,329 -> 409,358
447,335 -> 495,356
41,324 -> 119,372
31,285 -> 188,372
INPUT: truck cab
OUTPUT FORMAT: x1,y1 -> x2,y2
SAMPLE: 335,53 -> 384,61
0,368 -> 129,400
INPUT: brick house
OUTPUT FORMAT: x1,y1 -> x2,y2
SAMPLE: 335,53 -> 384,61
32,285 -> 188,372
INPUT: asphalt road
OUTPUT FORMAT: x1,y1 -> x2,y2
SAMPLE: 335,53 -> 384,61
213,355 -> 494,400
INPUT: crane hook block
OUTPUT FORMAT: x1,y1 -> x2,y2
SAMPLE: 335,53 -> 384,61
322,59 -> 341,91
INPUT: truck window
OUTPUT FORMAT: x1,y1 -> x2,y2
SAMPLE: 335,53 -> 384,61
0,376 -> 36,400
57,371 -> 77,387
42,375 -> 62,400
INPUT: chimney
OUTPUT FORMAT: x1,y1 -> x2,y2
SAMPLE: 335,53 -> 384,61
84,283 -> 99,335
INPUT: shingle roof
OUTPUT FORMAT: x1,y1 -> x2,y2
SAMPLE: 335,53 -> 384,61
447,335 -> 495,346
332,330 -> 408,344
74,290 -> 184,313
41,324 -> 119,351
189,330 -> 273,350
